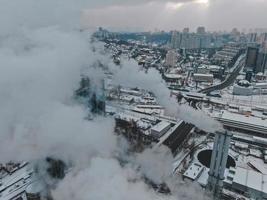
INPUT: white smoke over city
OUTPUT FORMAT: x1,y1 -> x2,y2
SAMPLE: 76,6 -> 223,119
110,59 -> 222,132
52,157 -> 167,200
0,0 -> 210,200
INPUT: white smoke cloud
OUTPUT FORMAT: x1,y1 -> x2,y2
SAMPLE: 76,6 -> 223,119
0,0 -> 124,165
53,156 -> 210,200
52,157 -> 169,200
0,27 -> 105,162
133,147 -> 173,184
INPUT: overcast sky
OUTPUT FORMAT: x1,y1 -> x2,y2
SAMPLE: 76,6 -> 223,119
82,0 -> 267,32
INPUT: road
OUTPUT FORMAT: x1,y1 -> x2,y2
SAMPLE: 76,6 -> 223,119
199,54 -> 246,94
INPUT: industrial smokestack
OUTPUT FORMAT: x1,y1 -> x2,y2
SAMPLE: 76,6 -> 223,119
207,130 -> 232,198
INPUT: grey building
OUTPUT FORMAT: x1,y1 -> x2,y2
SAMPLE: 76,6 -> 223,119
255,51 -> 267,73
245,46 -> 258,70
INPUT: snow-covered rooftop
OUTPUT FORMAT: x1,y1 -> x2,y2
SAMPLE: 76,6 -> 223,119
216,111 -> 267,135
233,167 -> 267,196
183,163 -> 204,181
151,121 -> 171,133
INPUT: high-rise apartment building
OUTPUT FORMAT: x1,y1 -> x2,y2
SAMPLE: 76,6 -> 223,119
170,31 -> 181,49
165,50 -> 177,67
255,50 -> 267,73
183,27 -> 190,33
245,47 -> 258,69
197,26 -> 206,34
170,31 -> 211,49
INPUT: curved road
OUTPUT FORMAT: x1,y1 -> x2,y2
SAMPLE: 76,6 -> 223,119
199,54 -> 246,94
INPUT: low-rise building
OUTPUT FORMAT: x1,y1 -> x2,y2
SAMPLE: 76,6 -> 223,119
183,163 -> 204,181
193,73 -> 214,83
150,121 -> 171,138
215,111 -> 267,137
233,80 -> 254,96
225,167 -> 267,199
0,163 -> 43,200
197,65 -> 210,74
233,84 -> 254,95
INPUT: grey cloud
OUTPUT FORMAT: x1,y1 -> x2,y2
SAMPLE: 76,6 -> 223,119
83,0 -> 267,31
92,0 -> 195,7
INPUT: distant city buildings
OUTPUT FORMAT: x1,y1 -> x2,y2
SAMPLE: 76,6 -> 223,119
183,27 -> 190,33
247,32 -> 257,43
169,27 -> 231,50
170,30 -> 212,50
197,26 -> 206,34
245,46 -> 267,73
256,50 -> 267,73
165,50 -> 177,67
212,43 -> 245,68
245,46 -> 258,69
